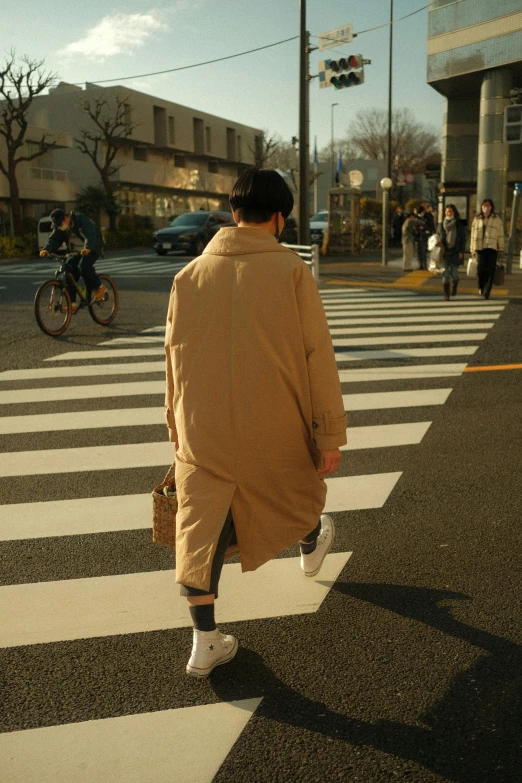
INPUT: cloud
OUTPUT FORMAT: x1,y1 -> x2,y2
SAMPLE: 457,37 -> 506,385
65,12 -> 166,60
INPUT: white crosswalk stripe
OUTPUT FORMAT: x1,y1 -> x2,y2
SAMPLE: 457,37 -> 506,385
0,256 -> 191,279
0,286 -> 506,779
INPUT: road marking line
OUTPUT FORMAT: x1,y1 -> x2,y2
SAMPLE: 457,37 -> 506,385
327,314 -> 501,325
463,363 -> 522,372
0,467 -> 403,539
335,346 -> 478,361
0,362 -> 165,382
0,552 -> 352,647
329,322 -> 494,335
338,364 -> 466,382
343,388 -> 451,410
0,407 -> 165,435
323,302 -> 506,311
0,380 -> 164,405
341,422 -> 431,450
0,699 -> 263,783
332,333 -> 487,346
99,336 -> 165,345
45,348 -> 165,361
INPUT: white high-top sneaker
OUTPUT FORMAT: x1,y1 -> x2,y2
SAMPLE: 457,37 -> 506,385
300,514 -> 335,577
186,628 -> 238,678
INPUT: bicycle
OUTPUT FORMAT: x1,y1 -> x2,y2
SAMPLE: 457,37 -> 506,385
34,253 -> 119,337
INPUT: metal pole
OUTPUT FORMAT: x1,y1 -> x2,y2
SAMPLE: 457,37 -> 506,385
382,188 -> 389,266
506,183 -> 522,274
331,103 -> 338,188
311,243 -> 320,282
387,0 -> 393,179
298,1 -> 310,246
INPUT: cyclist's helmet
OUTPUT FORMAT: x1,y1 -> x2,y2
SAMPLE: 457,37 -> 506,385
50,208 -> 67,229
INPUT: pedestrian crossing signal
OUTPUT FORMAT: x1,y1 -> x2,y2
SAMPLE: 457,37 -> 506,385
318,55 -> 364,90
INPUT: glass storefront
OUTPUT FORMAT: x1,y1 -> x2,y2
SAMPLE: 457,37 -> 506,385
116,188 -> 226,224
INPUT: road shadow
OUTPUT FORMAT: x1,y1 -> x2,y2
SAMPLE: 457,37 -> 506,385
210,582 -> 522,783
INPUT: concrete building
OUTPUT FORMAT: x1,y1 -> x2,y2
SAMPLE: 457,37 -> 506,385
427,1 -> 522,226
0,82 -> 263,228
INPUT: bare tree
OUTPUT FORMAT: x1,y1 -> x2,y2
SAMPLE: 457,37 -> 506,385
347,107 -> 440,173
76,93 -> 136,230
249,129 -> 281,168
0,53 -> 60,236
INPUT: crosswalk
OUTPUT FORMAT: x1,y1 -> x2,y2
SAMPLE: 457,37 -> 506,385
0,286 -> 508,780
0,254 -> 191,281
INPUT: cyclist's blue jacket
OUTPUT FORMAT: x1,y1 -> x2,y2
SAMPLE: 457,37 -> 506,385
45,212 -> 104,256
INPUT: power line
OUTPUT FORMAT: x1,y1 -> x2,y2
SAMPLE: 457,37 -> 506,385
71,35 -> 299,86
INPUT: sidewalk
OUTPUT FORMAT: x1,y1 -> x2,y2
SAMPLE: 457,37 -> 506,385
318,248 -> 522,298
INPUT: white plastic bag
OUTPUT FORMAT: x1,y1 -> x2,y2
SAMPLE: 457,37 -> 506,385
427,233 -> 439,252
467,257 -> 478,277
428,245 -> 442,272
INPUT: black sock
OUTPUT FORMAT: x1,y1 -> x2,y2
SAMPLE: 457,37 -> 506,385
190,603 -> 216,632
300,520 -> 321,555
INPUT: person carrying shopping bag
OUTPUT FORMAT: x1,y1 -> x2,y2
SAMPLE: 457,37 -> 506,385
470,198 -> 505,299
164,168 -> 347,677
401,212 -> 421,270
437,204 -> 466,300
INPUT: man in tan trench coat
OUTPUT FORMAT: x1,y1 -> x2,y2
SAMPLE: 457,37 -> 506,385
164,169 -> 347,677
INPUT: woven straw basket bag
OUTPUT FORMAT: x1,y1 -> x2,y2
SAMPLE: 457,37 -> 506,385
152,464 -> 177,549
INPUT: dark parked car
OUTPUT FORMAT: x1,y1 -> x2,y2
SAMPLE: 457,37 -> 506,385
279,216 -> 298,245
152,211 -> 235,256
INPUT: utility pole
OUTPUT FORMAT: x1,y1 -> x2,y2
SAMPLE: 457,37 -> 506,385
387,0 -> 393,179
331,102 -> 338,188
298,0 -> 310,246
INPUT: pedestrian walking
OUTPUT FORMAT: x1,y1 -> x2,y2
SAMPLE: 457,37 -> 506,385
470,198 -> 505,299
422,202 -> 436,236
437,204 -> 466,300
164,168 -> 347,677
392,205 -> 405,248
414,205 -> 429,270
401,212 -> 421,270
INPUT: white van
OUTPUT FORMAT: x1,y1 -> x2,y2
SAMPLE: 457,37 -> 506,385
37,215 -> 54,249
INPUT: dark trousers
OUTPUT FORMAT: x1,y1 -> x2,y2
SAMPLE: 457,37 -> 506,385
417,236 -> 428,269
477,248 -> 498,295
180,511 -> 321,599
64,252 -> 101,302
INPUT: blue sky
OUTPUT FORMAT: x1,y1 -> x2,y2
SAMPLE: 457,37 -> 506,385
3,0 -> 445,149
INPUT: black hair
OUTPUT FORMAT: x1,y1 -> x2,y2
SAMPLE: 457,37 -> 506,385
229,168 -> 294,223
50,208 -> 68,227
445,203 -> 460,220
479,198 -> 495,216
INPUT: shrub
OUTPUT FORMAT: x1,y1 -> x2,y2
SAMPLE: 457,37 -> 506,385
103,229 -> 154,250
361,197 -> 382,222
0,234 -> 38,259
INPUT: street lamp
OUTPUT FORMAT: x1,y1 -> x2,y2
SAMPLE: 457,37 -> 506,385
380,177 -> 393,266
331,102 -> 338,188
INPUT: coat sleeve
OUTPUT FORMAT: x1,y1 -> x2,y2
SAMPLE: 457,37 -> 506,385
496,216 -> 505,253
76,213 -> 98,251
164,280 -> 178,444
295,264 -> 347,450
470,217 -> 477,254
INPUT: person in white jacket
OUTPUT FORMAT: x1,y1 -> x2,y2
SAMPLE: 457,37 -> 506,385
470,199 -> 505,299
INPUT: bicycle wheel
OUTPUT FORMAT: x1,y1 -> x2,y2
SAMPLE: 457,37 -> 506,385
89,274 -> 119,325
34,280 -> 71,337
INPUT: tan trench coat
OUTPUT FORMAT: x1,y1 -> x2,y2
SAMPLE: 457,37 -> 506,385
164,226 -> 347,591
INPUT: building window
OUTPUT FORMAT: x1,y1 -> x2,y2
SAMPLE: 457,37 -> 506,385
193,118 -> 205,154
237,135 -> 242,162
123,103 -> 132,132
205,126 -> 212,153
168,116 -> 175,144
174,154 -> 185,168
226,128 -> 236,161
153,106 -> 167,146
134,147 -> 148,162
208,160 -> 219,174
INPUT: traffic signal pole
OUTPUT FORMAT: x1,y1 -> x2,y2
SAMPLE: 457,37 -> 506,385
299,0 -> 310,246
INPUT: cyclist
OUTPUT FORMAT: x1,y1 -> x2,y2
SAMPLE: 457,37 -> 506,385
39,209 -> 105,312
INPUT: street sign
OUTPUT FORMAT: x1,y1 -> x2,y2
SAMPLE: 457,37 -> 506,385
405,173 -> 415,184
319,24 -> 353,51
397,174 -> 406,186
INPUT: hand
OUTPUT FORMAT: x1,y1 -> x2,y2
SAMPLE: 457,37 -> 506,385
471,252 -> 476,259
39,249 -> 48,257
80,248 -> 91,256
174,442 -> 179,452
317,448 -> 342,477
458,253 -> 463,261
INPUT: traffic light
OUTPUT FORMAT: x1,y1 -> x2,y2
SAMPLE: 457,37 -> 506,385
329,54 -> 364,89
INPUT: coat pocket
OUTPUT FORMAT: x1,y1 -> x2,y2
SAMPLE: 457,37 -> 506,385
312,412 -> 347,436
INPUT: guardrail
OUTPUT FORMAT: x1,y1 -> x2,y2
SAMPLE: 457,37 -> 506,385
282,243 -> 320,282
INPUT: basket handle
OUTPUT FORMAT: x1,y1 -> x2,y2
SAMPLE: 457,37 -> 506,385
162,463 -> 176,485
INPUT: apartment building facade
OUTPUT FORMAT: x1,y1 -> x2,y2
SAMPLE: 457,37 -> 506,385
1,82 -> 263,228
427,0 -> 522,224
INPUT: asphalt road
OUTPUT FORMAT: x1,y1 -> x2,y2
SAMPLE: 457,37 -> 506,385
0,250 -> 521,783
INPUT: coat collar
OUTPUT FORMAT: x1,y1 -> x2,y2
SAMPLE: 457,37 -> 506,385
203,226 -> 296,256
